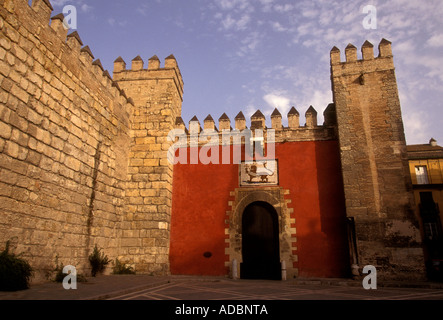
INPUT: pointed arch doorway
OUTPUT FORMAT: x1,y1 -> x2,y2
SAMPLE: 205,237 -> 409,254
240,201 -> 282,280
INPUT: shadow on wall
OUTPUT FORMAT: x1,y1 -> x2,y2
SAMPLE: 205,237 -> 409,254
314,140 -> 351,278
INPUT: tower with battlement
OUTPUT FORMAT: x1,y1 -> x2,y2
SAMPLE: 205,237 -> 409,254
112,55 -> 183,274
330,39 -> 425,279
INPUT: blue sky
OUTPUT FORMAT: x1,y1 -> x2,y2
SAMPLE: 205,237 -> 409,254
49,0 -> 443,145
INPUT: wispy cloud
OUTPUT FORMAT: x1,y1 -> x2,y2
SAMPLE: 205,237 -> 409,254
402,110 -> 431,144
270,21 -> 287,32
219,13 -> 251,31
236,31 -> 262,57
427,33 -> 443,47
51,0 -> 92,12
107,17 -> 126,27
274,4 -> 294,13
263,93 -> 291,116
80,4 -> 92,13
137,4 -> 149,16
215,0 -> 254,12
50,0 -> 71,6
201,0 -> 443,143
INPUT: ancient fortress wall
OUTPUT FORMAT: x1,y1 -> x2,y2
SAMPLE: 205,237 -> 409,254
173,103 -> 338,146
0,0 -> 133,281
0,0 -> 426,282
331,40 -> 425,279
112,53 -> 184,276
1,0 -> 335,281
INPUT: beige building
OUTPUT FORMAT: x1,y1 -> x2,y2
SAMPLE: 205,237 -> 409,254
408,138 -> 443,280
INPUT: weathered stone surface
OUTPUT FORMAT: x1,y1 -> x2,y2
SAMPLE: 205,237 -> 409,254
331,41 -> 425,280
0,0 -> 426,283
0,0 -> 134,283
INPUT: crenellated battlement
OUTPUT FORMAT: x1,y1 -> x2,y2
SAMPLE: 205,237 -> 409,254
1,0 -> 136,116
330,39 -> 394,78
173,103 -> 338,145
330,38 -> 392,64
4,0 -> 134,109
112,54 -> 184,103
0,0 -> 139,280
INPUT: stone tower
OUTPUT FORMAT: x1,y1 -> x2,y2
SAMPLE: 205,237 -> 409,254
113,55 -> 183,274
330,39 -> 425,280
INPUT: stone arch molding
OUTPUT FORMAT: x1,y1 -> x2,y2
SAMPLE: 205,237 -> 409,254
232,189 -> 283,234
225,187 -> 298,279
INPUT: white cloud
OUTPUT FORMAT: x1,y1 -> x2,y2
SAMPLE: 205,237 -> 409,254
221,14 -> 236,29
306,90 -> 332,121
393,40 -> 415,53
236,31 -> 261,56
236,14 -> 251,30
137,4 -> 149,16
51,0 -> 92,12
274,4 -> 294,13
215,0 -> 253,12
403,111 -> 430,145
427,33 -> 443,47
217,0 -> 239,10
258,0 -> 274,12
107,17 -> 127,28
202,0 -> 443,144
271,21 -> 287,32
81,4 -> 92,12
50,0 -> 71,6
302,38 -> 321,48
245,104 -> 258,118
263,93 -> 291,116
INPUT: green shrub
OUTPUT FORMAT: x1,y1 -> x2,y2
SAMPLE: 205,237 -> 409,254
112,258 -> 136,275
53,258 -> 65,283
88,245 -> 109,277
0,241 -> 33,291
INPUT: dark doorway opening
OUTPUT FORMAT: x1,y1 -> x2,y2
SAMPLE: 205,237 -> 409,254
240,201 -> 281,280
419,192 -> 443,281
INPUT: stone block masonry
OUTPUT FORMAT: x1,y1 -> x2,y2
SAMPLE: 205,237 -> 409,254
331,40 -> 425,280
113,54 -> 184,275
0,0 -> 134,282
0,0 -> 428,283
0,0 -> 183,281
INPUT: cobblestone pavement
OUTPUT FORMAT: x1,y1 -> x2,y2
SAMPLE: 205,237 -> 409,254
2,276 -> 441,319
108,278 -> 443,301
1,275 -> 442,301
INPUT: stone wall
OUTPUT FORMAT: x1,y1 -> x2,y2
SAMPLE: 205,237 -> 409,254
112,54 -> 184,275
170,140 -> 350,279
172,103 -> 338,148
0,0 -> 427,282
0,0 -> 133,281
331,40 -> 425,280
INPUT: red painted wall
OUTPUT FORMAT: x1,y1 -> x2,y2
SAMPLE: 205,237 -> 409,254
170,141 -> 349,278
278,141 -> 349,278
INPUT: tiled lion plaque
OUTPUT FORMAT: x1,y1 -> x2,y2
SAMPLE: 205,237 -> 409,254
239,160 -> 278,186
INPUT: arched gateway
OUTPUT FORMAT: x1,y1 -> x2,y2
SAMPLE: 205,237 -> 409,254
241,201 -> 281,280
224,187 -> 298,280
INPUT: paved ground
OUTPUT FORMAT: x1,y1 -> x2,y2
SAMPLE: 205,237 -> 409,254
1,276 -> 441,319
1,275 -> 443,301
108,278 -> 443,301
